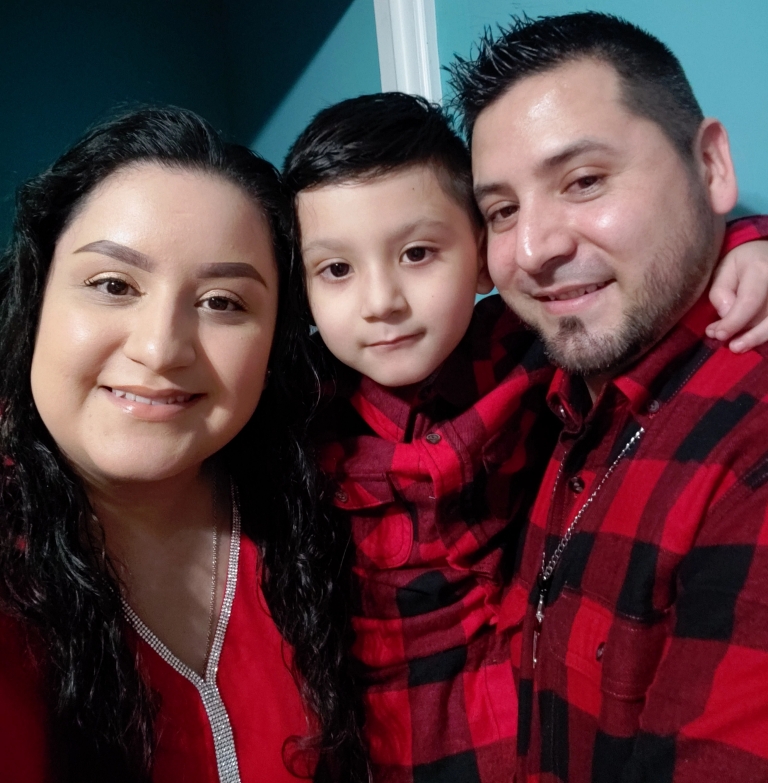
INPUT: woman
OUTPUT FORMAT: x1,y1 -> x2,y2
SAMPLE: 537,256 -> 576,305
0,108 -> 366,782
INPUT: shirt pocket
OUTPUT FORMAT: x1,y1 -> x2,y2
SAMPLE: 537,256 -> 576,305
333,476 -> 414,570
545,587 -> 670,720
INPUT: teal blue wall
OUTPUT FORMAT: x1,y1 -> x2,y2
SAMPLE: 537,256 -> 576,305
252,0 -> 381,167
0,0 -> 357,243
435,0 -> 768,215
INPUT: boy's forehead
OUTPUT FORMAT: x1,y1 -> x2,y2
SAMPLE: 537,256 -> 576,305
296,164 -> 477,247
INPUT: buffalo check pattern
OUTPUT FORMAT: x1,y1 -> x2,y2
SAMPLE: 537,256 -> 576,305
505,216 -> 768,783
317,295 -> 559,783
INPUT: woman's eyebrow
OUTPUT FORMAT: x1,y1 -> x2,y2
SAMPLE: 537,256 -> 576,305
198,262 -> 267,287
73,241 -> 266,287
74,240 -> 154,271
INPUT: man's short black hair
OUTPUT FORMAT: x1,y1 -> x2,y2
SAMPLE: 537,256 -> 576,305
449,12 -> 704,161
283,92 -> 482,227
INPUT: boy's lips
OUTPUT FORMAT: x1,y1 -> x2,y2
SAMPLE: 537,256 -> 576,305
367,333 -> 424,348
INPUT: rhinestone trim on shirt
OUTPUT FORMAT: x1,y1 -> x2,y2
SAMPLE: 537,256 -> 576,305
123,504 -> 242,783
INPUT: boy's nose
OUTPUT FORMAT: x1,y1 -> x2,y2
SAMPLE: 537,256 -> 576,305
360,270 -> 408,321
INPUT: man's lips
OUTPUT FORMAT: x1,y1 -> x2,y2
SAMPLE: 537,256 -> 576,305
533,281 -> 611,302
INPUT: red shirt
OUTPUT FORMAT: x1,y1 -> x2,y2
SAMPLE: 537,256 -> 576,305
318,296 -> 558,782
505,217 -> 768,783
0,533 -> 311,783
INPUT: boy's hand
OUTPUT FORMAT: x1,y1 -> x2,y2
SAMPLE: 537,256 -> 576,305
708,240 -> 768,353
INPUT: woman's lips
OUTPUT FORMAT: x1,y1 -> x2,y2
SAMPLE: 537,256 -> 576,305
109,388 -> 194,405
101,386 -> 203,421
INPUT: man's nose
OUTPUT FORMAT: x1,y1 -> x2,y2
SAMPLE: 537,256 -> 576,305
515,200 -> 577,276
360,266 -> 408,321
122,295 -> 197,372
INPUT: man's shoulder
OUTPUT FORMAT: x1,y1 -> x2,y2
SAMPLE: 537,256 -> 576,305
670,340 -> 768,468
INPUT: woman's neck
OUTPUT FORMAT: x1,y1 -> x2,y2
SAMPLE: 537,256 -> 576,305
86,464 -> 232,676
87,465 -> 217,543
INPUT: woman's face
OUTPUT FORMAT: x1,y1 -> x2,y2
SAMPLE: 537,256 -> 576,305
30,163 -> 279,487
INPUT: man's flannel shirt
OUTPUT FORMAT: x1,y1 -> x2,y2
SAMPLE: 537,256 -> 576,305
503,218 -> 768,783
318,295 -> 559,783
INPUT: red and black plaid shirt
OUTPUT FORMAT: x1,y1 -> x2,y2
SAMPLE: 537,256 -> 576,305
318,296 -> 558,783
504,217 -> 768,783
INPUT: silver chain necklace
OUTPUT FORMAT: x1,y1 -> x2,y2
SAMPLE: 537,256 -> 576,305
532,425 -> 645,668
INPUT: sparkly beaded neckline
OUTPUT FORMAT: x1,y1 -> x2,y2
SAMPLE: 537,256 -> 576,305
123,504 -> 243,783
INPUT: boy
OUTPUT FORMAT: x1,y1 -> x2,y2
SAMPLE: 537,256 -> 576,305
282,92 -> 768,782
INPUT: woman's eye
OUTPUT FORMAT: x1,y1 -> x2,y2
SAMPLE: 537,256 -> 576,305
322,262 -> 351,279
87,277 -> 135,296
403,247 -> 431,263
201,295 -> 242,312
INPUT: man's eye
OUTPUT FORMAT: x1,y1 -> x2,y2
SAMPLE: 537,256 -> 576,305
573,175 -> 601,190
488,205 -> 517,223
324,262 -> 351,278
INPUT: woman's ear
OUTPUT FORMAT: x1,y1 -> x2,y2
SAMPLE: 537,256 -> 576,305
695,118 -> 738,216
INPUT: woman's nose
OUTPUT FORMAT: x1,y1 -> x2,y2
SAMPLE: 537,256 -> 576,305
121,296 -> 197,372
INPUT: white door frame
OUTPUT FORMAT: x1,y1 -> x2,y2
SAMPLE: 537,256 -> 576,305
373,0 -> 442,103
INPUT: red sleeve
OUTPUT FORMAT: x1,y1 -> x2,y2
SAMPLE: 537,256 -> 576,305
721,215 -> 768,255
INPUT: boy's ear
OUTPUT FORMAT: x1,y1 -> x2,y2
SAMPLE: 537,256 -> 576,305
476,227 -> 495,295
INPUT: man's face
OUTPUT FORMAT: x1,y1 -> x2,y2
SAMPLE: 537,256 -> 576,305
471,58 -> 729,378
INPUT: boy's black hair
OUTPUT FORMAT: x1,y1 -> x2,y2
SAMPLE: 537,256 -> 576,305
283,92 -> 482,227
449,12 -> 704,162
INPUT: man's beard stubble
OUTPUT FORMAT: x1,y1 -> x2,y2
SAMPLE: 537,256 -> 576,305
539,181 -> 717,377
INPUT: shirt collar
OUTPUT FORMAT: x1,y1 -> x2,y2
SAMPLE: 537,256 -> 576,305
345,326 -> 482,442
547,292 -> 719,430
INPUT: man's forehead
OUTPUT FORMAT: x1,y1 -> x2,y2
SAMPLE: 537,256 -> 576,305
471,59 -> 635,178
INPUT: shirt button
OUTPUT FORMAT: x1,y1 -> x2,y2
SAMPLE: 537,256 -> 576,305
558,405 -> 566,419
425,433 -> 442,444
596,642 -> 606,661
334,489 -> 349,503
568,475 -> 585,493
647,399 -> 660,414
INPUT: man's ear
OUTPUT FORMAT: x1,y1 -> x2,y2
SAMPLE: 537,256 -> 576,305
475,227 -> 495,295
695,118 -> 738,216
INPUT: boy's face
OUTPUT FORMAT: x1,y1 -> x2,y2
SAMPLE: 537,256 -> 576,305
298,166 -> 492,388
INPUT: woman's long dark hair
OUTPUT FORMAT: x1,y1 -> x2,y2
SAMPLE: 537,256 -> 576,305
0,107 -> 367,781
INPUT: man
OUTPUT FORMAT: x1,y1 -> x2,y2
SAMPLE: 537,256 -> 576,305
450,12 -> 768,782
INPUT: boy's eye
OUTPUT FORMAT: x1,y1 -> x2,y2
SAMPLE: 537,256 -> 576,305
324,262 -> 351,279
403,247 -> 431,262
